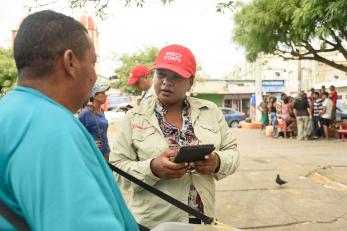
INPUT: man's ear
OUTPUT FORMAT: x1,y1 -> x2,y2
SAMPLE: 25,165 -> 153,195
63,49 -> 78,79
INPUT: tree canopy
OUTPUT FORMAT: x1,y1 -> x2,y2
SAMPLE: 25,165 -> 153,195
0,49 -> 17,92
233,0 -> 347,72
111,47 -> 159,95
33,0 -> 234,18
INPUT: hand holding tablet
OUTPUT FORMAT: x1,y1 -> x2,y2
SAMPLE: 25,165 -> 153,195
173,144 -> 215,163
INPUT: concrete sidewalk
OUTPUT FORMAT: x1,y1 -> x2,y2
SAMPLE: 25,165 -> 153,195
215,128 -> 347,230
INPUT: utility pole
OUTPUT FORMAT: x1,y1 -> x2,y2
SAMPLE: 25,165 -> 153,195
297,59 -> 302,92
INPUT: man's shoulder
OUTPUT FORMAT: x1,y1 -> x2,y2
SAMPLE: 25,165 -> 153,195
0,88 -> 80,136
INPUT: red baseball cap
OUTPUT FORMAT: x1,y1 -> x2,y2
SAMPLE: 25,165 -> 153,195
128,65 -> 150,85
152,44 -> 196,78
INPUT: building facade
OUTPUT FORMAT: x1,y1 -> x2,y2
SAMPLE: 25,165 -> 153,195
193,53 -> 347,122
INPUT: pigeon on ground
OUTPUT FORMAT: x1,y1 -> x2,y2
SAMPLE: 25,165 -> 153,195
276,174 -> 287,186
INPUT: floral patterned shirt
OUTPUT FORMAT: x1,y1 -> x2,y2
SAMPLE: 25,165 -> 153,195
154,98 -> 204,215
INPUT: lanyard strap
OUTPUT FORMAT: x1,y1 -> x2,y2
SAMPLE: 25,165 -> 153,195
107,163 -> 214,224
0,200 -> 30,231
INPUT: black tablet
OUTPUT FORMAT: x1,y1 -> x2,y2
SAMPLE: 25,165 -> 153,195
173,144 -> 215,163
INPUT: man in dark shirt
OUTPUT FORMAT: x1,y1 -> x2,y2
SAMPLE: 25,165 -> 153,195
293,91 -> 312,140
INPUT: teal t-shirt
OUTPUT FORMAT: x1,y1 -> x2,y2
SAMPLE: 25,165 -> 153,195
0,86 -> 139,231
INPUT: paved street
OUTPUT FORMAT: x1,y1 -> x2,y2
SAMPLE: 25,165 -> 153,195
215,128 -> 347,231
108,125 -> 347,230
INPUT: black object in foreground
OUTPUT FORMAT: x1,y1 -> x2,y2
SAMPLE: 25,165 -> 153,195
173,144 -> 215,163
108,163 -> 214,225
276,174 -> 287,186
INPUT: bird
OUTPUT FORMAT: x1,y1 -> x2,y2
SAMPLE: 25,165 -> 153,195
276,174 -> 287,186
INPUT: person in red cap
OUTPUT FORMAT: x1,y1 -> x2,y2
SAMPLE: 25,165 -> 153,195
128,64 -> 156,104
110,44 -> 239,229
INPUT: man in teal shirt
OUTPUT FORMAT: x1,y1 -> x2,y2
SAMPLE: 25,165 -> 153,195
0,10 -> 138,231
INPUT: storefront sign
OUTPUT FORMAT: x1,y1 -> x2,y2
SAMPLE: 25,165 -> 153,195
261,80 -> 285,92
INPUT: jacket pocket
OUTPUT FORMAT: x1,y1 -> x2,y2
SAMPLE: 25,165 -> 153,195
132,127 -> 156,141
132,127 -> 161,160
200,124 -> 218,133
196,124 -> 221,149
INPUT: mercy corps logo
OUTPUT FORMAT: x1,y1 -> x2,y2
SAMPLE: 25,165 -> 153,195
164,52 -> 182,63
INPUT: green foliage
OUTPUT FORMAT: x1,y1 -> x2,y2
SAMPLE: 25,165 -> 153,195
216,1 -> 235,13
233,0 -> 347,72
111,47 -> 159,95
62,0 -> 234,17
66,0 -> 174,19
0,48 -> 17,92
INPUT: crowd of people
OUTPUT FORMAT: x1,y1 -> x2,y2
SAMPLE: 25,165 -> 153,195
258,85 -> 339,140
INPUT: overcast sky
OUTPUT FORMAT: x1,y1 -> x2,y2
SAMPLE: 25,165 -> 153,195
0,0 -> 246,78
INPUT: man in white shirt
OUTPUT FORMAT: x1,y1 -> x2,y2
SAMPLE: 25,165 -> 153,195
320,92 -> 333,139
128,65 -> 155,104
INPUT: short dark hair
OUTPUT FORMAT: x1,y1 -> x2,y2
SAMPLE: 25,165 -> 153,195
283,96 -> 289,104
14,10 -> 90,78
322,92 -> 329,97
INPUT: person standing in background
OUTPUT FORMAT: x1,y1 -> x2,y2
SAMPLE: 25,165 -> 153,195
320,85 -> 327,97
293,91 -> 312,140
329,85 -> 338,122
320,92 -> 333,139
268,96 -> 278,136
128,64 -> 156,104
257,95 -> 269,132
312,92 -> 323,139
79,83 -> 111,161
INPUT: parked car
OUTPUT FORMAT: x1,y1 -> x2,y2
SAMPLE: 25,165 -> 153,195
219,107 -> 246,128
336,99 -> 347,121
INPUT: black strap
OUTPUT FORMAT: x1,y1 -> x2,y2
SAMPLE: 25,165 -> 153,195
0,200 -> 30,231
108,163 -> 214,225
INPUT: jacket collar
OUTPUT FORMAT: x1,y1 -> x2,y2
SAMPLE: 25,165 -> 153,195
132,96 -> 212,132
134,96 -> 210,114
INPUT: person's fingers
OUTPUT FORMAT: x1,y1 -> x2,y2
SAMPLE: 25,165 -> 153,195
193,153 -> 219,174
162,149 -> 177,157
165,168 -> 187,179
164,160 -> 188,170
194,165 -> 214,174
159,150 -> 188,170
192,157 -> 214,166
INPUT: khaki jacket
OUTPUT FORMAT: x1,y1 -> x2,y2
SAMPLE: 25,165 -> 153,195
110,96 -> 239,228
